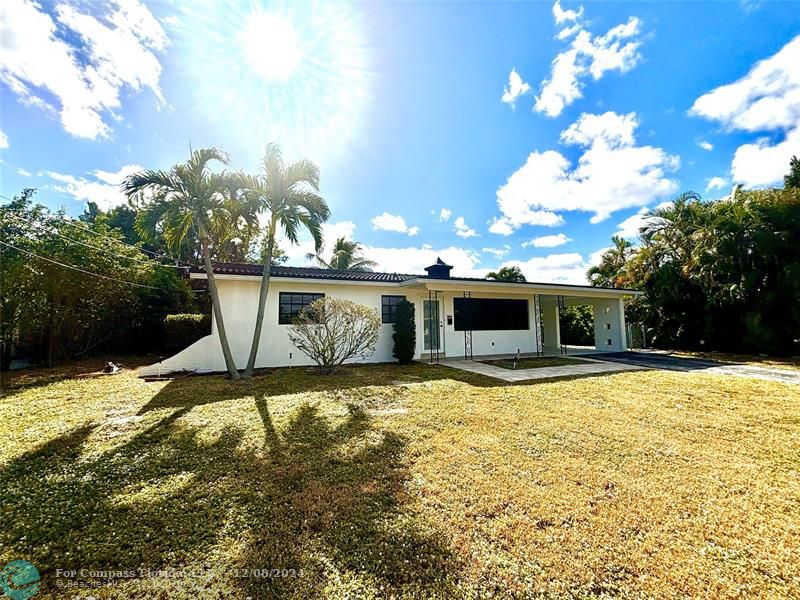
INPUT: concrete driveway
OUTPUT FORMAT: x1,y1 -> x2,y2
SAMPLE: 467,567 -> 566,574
587,351 -> 800,385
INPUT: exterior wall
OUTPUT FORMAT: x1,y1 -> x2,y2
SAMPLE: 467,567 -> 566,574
138,277 -> 631,376
592,297 -> 627,352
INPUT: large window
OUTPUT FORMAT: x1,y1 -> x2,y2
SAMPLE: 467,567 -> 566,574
381,295 -> 406,324
278,292 -> 324,324
453,297 -> 529,331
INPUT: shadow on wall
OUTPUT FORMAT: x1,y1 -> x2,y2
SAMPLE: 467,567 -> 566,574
0,388 -> 462,596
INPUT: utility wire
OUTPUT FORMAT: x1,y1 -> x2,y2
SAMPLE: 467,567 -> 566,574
0,197 -> 198,267
0,240 -> 160,290
2,210 -> 189,269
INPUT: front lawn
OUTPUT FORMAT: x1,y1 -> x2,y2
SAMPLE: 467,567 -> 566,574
480,356 -> 590,369
1,360 -> 798,598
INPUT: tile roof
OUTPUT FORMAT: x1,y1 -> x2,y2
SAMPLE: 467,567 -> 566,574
192,262 -> 640,293
199,262 -> 419,282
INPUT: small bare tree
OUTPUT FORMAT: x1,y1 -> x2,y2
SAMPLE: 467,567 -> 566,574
288,298 -> 381,374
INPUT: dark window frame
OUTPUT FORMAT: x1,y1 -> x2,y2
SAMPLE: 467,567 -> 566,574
278,292 -> 325,324
381,295 -> 407,324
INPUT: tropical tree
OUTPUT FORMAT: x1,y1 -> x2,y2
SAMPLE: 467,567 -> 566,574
307,237 -> 376,271
785,155 -> 800,189
122,148 -> 243,379
486,265 -> 526,282
239,143 -> 330,378
587,235 -> 636,288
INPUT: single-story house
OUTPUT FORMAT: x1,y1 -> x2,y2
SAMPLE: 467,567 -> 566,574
138,258 -> 641,376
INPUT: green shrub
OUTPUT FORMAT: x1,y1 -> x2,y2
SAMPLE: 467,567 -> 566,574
163,314 -> 211,352
392,300 -> 416,364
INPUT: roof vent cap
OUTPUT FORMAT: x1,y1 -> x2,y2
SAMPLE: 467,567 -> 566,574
424,257 -> 453,279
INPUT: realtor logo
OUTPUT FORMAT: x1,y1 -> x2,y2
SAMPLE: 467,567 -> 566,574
0,561 -> 40,600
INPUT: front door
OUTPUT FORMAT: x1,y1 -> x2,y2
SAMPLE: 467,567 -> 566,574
423,299 -> 440,351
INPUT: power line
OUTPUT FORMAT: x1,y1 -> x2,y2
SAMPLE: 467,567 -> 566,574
2,210 -> 189,269
0,196 -> 198,267
0,240 -> 161,290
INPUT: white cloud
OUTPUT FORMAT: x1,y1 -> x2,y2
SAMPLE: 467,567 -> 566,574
730,128 -> 800,187
501,252 -> 591,285
0,129 -> 7,148
534,3 -> 642,117
690,35 -> 800,133
705,176 -> 728,192
522,233 -> 572,248
690,35 -> 800,187
0,0 -> 167,139
553,0 -> 583,25
362,245 -> 484,278
16,167 -> 31,176
501,68 -> 531,107
46,164 -> 143,210
438,208 -> 452,221
482,246 -> 510,259
493,111 -> 679,230
453,216 -> 477,238
698,140 -> 713,151
370,212 -> 419,236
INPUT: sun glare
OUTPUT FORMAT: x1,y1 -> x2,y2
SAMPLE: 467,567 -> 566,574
174,1 -> 371,165
240,12 -> 302,81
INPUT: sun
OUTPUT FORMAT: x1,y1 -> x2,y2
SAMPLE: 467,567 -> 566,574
174,1 -> 371,164
240,11 -> 302,81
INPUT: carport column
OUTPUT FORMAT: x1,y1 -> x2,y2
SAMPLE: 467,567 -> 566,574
539,295 -> 561,354
592,298 -> 627,352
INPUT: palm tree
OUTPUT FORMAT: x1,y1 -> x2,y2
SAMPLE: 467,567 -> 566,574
239,143 -> 330,378
587,235 -> 634,288
307,237 -> 376,271
122,148 -> 244,380
486,265 -> 526,282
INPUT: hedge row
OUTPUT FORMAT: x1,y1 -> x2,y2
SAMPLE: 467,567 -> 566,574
163,314 -> 211,352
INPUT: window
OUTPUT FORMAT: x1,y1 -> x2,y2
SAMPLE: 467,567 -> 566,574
279,292 -> 324,324
453,297 -> 529,331
381,295 -> 406,324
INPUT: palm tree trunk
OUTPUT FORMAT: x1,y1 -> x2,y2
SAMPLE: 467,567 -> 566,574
201,237 -> 240,380
243,217 -> 276,377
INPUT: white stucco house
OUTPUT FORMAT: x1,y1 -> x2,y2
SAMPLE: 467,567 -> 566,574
138,258 -> 641,376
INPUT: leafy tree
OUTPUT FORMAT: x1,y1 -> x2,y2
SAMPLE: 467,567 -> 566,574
392,300 -> 416,364
785,155 -> 800,189
486,266 -> 526,282
308,237 -> 376,271
602,187 -> 800,355
287,298 -> 381,374
1,189 -> 190,367
587,235 -> 635,288
559,305 -> 594,346
122,148 -> 243,379
238,143 -> 330,378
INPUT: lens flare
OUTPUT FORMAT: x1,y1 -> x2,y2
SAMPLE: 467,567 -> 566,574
172,1 -> 372,164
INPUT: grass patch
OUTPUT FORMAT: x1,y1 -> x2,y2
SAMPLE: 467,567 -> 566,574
2,358 -> 799,597
481,356 -> 590,369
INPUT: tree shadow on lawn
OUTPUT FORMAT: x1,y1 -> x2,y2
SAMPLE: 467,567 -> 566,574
0,392 -> 460,597
136,362 -> 502,414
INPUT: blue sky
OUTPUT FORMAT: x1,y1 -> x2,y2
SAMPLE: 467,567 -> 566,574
1,0 -> 799,282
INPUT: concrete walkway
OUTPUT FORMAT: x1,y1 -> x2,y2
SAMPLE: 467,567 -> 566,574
440,356 -> 646,383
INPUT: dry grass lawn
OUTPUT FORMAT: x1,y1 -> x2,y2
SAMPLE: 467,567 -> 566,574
1,359 -> 799,598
